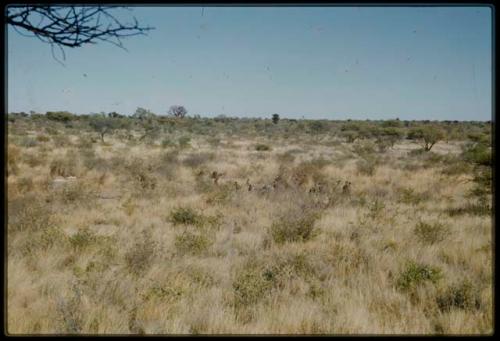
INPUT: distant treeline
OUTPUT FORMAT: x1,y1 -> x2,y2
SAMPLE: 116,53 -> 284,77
7,109 -> 491,148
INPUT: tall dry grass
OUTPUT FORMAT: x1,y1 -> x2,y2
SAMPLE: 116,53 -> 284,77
6,120 -> 492,335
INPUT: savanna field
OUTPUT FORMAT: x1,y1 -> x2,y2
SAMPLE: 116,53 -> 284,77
6,112 -> 493,334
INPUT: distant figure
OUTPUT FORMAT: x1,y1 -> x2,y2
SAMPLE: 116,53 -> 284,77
342,181 -> 351,195
246,179 -> 253,191
211,171 -> 223,185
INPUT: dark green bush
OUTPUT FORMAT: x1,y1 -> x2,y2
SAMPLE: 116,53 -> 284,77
174,231 -> 212,255
396,261 -> 442,291
170,207 -> 201,226
414,221 -> 450,244
255,144 -> 271,151
462,143 -> 491,167
68,229 -> 98,250
178,136 -> 191,148
232,261 -> 273,307
269,211 -> 320,244
436,280 -> 481,311
46,111 -> 75,122
125,231 -> 158,275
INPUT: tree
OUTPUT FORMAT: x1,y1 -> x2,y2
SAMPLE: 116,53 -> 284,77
376,127 -> 404,147
272,114 -> 280,125
168,105 -> 188,119
408,126 -> 445,151
6,5 -> 154,63
108,111 -> 124,118
46,111 -> 74,122
309,120 -> 327,134
89,114 -> 124,142
132,107 -> 156,120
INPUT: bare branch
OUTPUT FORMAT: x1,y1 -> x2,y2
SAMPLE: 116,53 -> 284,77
6,5 -> 154,52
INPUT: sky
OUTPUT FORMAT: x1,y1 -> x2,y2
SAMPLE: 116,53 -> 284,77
7,6 -> 493,121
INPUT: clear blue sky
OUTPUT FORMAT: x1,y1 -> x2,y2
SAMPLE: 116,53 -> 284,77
7,6 -> 492,120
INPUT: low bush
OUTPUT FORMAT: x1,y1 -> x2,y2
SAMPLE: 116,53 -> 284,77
414,221 -> 450,244
356,156 -> 378,176
178,136 -> 191,148
8,194 -> 53,233
269,210 -> 320,244
396,261 -> 442,291
170,207 -> 201,226
255,144 -> 271,151
446,199 -> 491,217
19,137 -> 38,148
68,229 -> 98,250
174,231 -> 212,255
7,145 -> 21,176
125,231 -> 158,275
232,260 -> 273,308
436,280 -> 481,311
50,151 -> 80,177
37,134 -> 51,142
398,187 -> 427,205
126,158 -> 157,191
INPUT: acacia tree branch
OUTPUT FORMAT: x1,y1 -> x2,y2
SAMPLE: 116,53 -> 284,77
6,5 -> 154,54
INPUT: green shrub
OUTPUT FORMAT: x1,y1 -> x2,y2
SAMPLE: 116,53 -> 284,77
23,153 -> 43,168
469,167 -> 492,198
206,137 -> 221,147
141,284 -> 185,302
446,199 -> 491,217
342,130 -> 359,143
169,207 -> 221,229
178,136 -> 191,148
36,135 -> 50,142
255,144 -> 271,151
8,195 -> 52,233
17,177 -> 34,193
232,261 -> 273,307
269,211 -> 319,244
396,261 -> 442,291
126,158 -> 157,191
68,229 -> 98,250
352,141 -> 376,157
414,221 -> 450,244
440,160 -> 472,176
60,181 -> 94,205
50,156 -> 77,177
125,231 -> 158,275
205,183 -> 236,206
46,111 -> 74,122
170,207 -> 201,226
367,199 -> 385,220
398,187 -> 427,205
19,137 -> 38,148
356,156 -> 378,176
407,126 -> 445,151
54,134 -> 73,148
262,252 -> 317,288
436,280 -> 481,311
7,145 -> 21,176
161,137 -> 175,148
174,231 -> 212,255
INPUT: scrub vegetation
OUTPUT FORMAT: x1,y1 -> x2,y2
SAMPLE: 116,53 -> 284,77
6,111 -> 492,334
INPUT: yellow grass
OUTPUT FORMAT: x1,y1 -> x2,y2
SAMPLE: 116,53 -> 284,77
7,127 -> 492,335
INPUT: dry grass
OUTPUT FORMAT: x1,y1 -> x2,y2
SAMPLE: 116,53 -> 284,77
6,120 -> 492,335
